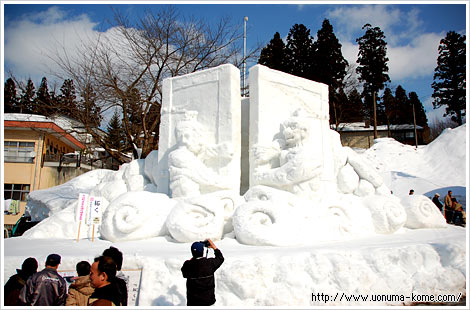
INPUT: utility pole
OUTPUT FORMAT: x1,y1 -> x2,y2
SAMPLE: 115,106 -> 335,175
373,91 -> 377,139
243,16 -> 248,97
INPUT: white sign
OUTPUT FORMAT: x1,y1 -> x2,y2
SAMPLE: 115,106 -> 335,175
76,193 -> 89,223
90,196 -> 102,225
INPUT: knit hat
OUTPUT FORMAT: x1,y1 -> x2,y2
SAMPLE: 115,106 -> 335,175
435,193 -> 440,196
46,254 -> 61,267
191,242 -> 204,258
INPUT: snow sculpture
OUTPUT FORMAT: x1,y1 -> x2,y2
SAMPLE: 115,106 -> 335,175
362,195 -> 407,234
251,109 -> 324,201
168,111 -> 235,198
401,195 -> 447,229
100,191 -> 177,242
166,190 -> 242,242
156,64 -> 241,197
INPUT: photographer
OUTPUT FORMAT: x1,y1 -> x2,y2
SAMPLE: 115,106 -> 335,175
181,239 -> 224,306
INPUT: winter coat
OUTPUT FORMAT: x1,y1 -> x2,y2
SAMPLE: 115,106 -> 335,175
65,275 -> 94,306
88,281 -> 122,306
444,194 -> 453,209
4,269 -> 31,306
115,272 -> 128,306
432,196 -> 443,210
19,267 -> 67,306
181,248 -> 224,306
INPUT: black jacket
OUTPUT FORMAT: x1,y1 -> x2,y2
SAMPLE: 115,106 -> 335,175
88,281 -> 122,306
19,267 -> 67,306
4,269 -> 31,305
181,248 -> 224,306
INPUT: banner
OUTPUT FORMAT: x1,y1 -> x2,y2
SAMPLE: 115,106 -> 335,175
76,193 -> 89,223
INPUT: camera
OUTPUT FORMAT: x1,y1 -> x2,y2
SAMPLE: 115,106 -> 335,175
200,240 -> 210,247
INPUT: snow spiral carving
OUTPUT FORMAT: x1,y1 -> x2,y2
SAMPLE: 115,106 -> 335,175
401,195 -> 447,229
363,195 -> 407,234
165,192 -> 232,243
100,191 -> 177,242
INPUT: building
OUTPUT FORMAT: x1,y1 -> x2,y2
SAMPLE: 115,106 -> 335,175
3,114 -> 88,235
333,122 -> 425,149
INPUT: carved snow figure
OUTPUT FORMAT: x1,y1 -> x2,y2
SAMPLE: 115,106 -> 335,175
168,111 -> 234,198
251,109 -> 323,201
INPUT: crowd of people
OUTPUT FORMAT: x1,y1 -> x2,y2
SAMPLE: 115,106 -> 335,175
4,240 -> 225,307
4,246 -> 129,306
432,190 -> 466,226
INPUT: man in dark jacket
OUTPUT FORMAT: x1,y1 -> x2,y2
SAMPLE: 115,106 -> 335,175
102,246 -> 128,306
4,257 -> 38,305
19,254 -> 67,306
432,193 -> 443,212
181,239 -> 224,306
88,255 -> 122,306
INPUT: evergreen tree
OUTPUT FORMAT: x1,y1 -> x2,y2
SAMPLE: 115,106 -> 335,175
432,31 -> 466,125
409,91 -> 428,127
381,87 -> 396,134
79,83 -> 102,127
394,85 -> 411,124
4,78 -> 19,113
58,79 -> 78,118
312,19 -> 348,125
35,77 -> 55,116
356,24 -> 390,137
285,24 -> 314,79
105,109 -> 125,151
19,79 -> 36,114
258,32 -> 288,72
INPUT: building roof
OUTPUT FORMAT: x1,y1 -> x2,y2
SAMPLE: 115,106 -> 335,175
4,113 -> 86,150
332,122 -> 423,132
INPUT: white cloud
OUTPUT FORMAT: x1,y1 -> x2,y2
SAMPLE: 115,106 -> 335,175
4,6 -> 99,83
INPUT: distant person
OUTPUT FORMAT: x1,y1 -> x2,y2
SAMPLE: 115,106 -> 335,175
88,255 -> 122,306
102,246 -> 128,306
432,193 -> 443,212
444,190 -> 453,223
451,197 -> 466,226
409,189 -> 414,195
181,239 -> 224,306
19,254 -> 67,306
4,257 -> 38,305
66,261 -> 94,306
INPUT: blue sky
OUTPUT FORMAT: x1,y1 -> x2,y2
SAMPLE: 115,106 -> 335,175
2,1 -> 468,124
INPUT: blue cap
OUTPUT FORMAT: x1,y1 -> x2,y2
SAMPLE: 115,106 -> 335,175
191,242 -> 204,257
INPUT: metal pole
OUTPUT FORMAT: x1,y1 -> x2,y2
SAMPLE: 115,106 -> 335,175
243,16 -> 248,97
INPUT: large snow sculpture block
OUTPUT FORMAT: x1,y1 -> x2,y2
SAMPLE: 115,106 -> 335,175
156,64 -> 241,197
248,65 -> 334,200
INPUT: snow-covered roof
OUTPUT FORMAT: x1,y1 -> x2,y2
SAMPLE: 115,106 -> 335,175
332,122 -> 423,132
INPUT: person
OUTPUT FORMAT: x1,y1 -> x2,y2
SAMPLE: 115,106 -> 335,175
65,261 -> 94,306
102,246 -> 128,306
19,254 -> 67,306
181,239 -> 224,306
432,193 -> 443,212
88,255 -> 122,306
4,257 -> 38,305
409,189 -> 414,195
444,190 -> 454,223
451,197 -> 466,226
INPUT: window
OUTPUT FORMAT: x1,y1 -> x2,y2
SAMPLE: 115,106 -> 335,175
405,131 -> 414,138
4,141 -> 35,163
4,184 -> 30,201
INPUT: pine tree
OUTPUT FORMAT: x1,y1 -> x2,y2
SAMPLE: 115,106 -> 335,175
258,32 -> 288,72
58,79 -> 78,118
394,85 -> 411,124
285,24 -> 314,79
312,19 -> 348,125
19,79 -> 36,114
35,77 -> 55,116
105,109 -> 125,151
4,78 -> 19,113
356,24 -> 390,137
381,87 -> 396,135
432,31 -> 466,125
409,91 -> 428,127
79,83 -> 102,128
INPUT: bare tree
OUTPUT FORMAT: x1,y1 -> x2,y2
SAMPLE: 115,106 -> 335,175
48,6 -> 260,162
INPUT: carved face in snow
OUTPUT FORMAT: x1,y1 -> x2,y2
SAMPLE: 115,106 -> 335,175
175,121 -> 204,154
281,119 -> 309,147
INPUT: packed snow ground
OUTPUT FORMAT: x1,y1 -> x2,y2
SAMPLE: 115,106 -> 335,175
2,125 -> 468,307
